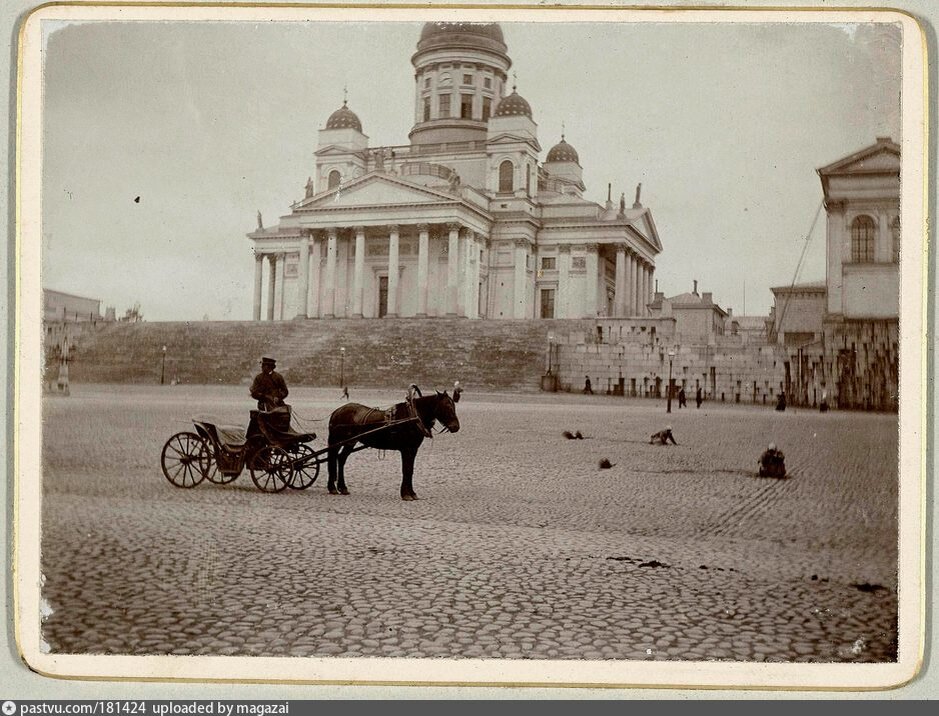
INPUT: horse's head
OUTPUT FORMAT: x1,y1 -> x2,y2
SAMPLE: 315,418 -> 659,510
434,390 -> 460,433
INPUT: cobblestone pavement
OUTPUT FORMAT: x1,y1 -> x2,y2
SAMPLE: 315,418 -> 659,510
39,385 -> 899,663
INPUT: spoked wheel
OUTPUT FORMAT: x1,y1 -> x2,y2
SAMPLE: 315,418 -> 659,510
287,444 -> 320,490
248,445 -> 292,493
161,432 -> 209,488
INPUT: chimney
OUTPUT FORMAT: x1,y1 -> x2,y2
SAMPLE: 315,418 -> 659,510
726,307 -> 733,317
876,136 -> 892,144
702,292 -> 713,304
693,279 -> 698,295
605,183 -> 614,211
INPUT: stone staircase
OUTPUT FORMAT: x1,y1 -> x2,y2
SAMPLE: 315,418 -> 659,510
64,319 -> 594,392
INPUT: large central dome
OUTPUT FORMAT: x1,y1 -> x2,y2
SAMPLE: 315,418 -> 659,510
419,22 -> 505,44
414,21 -> 509,60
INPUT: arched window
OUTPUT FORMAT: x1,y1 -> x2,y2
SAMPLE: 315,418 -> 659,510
327,170 -> 341,190
498,160 -> 514,193
892,215 -> 901,263
851,215 -> 876,263
525,164 -> 531,195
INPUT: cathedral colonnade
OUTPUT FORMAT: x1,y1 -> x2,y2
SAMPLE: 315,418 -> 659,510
252,222 -> 490,321
253,231 -> 655,320
611,243 -> 654,318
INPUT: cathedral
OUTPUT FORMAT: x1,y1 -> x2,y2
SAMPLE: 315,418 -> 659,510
248,22 -> 662,320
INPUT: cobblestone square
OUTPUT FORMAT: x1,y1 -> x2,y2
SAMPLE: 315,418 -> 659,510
39,385 -> 899,663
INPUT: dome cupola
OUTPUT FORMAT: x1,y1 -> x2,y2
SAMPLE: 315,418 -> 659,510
326,100 -> 362,132
418,22 -> 506,47
493,90 -> 532,119
546,135 -> 579,164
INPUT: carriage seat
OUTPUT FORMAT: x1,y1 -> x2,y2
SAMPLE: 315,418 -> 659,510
252,410 -> 316,445
192,417 -> 247,449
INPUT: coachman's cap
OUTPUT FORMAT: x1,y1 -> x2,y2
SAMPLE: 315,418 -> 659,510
261,356 -> 277,365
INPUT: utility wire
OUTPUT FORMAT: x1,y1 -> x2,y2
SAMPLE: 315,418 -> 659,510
776,198 -> 825,334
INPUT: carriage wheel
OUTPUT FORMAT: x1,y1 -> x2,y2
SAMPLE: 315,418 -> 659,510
160,432 -> 209,489
287,444 -> 320,490
248,445 -> 292,493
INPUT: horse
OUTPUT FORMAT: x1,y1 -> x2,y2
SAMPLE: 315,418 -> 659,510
326,389 -> 460,500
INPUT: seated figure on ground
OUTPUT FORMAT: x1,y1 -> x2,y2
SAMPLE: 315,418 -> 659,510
650,426 -> 678,445
758,443 -> 787,478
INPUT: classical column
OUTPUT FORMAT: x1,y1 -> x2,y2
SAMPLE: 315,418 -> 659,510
584,244 -> 599,318
630,256 -> 642,316
446,223 -> 460,316
323,227 -> 338,318
468,232 -> 481,319
266,254 -> 277,321
275,252 -> 286,320
416,224 -> 430,317
460,228 -> 474,318
352,226 -> 366,318
253,253 -> 263,321
296,235 -> 310,318
638,263 -> 647,316
513,238 -> 529,319
309,234 -> 322,318
386,224 -> 400,317
557,244 -> 571,318
614,244 -> 628,317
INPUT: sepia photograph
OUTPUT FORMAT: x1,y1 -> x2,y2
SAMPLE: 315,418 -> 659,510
14,3 -> 926,689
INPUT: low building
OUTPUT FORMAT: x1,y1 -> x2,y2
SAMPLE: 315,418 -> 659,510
43,289 -> 102,323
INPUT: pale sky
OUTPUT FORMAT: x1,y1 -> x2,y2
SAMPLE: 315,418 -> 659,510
40,19 -> 902,321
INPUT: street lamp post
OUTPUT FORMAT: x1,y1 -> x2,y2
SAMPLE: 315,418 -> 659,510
339,346 -> 345,387
666,350 -> 675,413
161,345 -> 167,385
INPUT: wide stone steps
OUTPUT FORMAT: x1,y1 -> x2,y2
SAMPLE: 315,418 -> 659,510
64,318 -> 593,392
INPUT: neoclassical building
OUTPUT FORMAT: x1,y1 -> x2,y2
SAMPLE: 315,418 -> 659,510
248,22 -> 662,320
768,137 -> 900,409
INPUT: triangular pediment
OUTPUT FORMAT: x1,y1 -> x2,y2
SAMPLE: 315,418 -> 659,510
486,133 -> 541,151
314,145 -> 360,157
819,140 -> 901,175
298,173 -> 458,210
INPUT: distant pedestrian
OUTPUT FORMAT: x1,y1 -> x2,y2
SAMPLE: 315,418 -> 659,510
820,385 -> 829,413
678,387 -> 687,408
776,391 -> 786,412
583,376 -> 593,394
695,386 -> 703,409
650,425 -> 678,445
341,385 -> 349,401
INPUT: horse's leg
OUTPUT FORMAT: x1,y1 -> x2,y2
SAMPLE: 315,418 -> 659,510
337,445 -> 353,495
326,433 -> 339,495
400,447 -> 417,501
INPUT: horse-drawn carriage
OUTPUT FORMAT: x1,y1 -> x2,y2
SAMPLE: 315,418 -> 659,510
159,386 -> 460,498
159,408 -> 319,492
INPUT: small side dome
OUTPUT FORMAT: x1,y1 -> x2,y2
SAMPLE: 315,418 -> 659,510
546,137 -> 579,163
493,91 -> 532,119
326,101 -> 362,132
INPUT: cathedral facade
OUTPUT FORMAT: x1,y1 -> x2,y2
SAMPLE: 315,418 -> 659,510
248,22 -> 662,321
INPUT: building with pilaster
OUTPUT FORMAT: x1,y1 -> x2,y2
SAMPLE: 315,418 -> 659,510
248,22 -> 662,320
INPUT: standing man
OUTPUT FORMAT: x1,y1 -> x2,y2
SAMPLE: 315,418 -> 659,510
583,376 -> 594,394
250,356 -> 289,411
678,386 -> 687,409
695,386 -> 703,409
